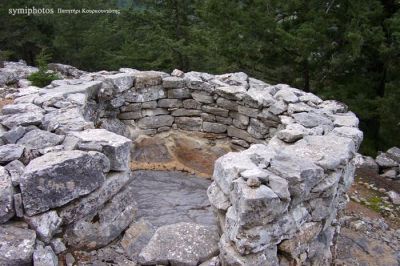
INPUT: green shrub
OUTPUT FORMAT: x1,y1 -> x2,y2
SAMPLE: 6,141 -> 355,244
27,49 -> 60,87
28,71 -> 60,87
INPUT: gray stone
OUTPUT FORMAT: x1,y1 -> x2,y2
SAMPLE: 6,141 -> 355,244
319,100 -> 348,113
0,167 -> 14,223
376,152 -> 398,168
216,97 -> 238,111
110,95 -> 125,108
270,154 -> 324,204
281,135 -> 355,170
202,105 -> 229,117
0,226 -> 36,266
158,98 -> 182,108
207,182 -> 230,211
257,110 -> 280,127
138,115 -> 174,129
215,72 -> 248,87
118,111 -> 142,120
357,156 -> 378,173
231,179 -> 287,227
139,222 -> 219,266
238,105 -> 259,118
274,88 -> 299,103
199,256 -> 220,266
120,103 -> 141,112
388,191 -> 400,205
331,126 -> 363,149
203,122 -> 227,133
299,93 -> 323,104
33,245 -> 58,266
386,147 -> 400,163
43,108 -> 93,134
121,219 -> 155,261
247,118 -> 269,139
163,76 -> 185,88
244,87 -> 275,108
104,72 -> 134,92
99,118 -> 130,137
227,126 -> 258,143
142,108 -> 169,117
216,116 -> 232,125
215,86 -> 247,101
134,71 -> 162,88
230,112 -> 249,129
201,113 -> 216,122
171,109 -> 202,117
287,102 -> 313,114
17,129 -> 65,150
276,128 -> 303,143
123,85 -> 166,102
1,126 -> 25,144
69,129 -> 131,171
183,99 -> 202,109
381,169 -> 397,179
268,174 -> 290,200
1,111 -> 44,129
59,171 -> 131,224
0,144 -> 24,163
175,117 -> 203,131
2,103 -> 44,115
64,185 -> 137,250
292,112 -> 332,128
65,253 -> 75,266
168,88 -> 191,98
14,193 -> 24,217
5,160 -> 25,186
213,152 -> 257,195
192,92 -> 214,103
20,150 -> 109,216
25,211 -> 62,243
268,100 -> 287,115
171,69 -> 184,77
331,112 -> 359,127
219,234 -> 268,266
50,238 -> 66,254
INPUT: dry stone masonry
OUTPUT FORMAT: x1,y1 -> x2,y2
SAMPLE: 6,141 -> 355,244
0,61 -> 363,265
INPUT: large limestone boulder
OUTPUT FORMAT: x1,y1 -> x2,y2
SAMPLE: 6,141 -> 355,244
64,185 -> 137,250
138,222 -> 219,266
20,150 -> 110,216
0,226 -> 36,266
68,129 -> 132,171
0,166 -> 14,223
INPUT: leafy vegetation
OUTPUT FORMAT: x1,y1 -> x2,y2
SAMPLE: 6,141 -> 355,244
27,50 -> 59,87
1,0 -> 399,155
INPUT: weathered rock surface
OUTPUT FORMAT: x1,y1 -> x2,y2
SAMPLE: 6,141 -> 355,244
139,222 -> 219,266
64,185 -> 137,250
69,129 -> 131,171
0,166 -> 14,223
17,129 -> 65,150
0,144 -> 24,163
20,150 -> 109,216
25,210 -> 62,243
33,245 -> 58,266
0,226 -> 36,266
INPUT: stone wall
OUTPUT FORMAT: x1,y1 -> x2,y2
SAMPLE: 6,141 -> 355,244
0,62 -> 363,265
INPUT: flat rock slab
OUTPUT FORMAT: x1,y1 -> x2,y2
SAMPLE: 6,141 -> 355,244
139,222 -> 219,266
0,226 -> 36,266
69,128 -> 131,171
20,150 -> 109,216
129,170 -> 217,228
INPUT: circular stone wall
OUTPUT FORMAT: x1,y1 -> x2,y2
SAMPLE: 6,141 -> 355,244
0,63 -> 363,265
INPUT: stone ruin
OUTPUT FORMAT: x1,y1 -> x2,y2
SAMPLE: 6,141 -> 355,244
0,61 -> 363,265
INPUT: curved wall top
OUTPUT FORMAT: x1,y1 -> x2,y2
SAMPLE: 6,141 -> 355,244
0,63 -> 363,265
